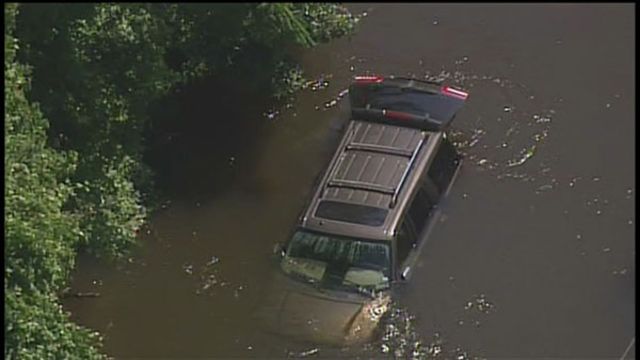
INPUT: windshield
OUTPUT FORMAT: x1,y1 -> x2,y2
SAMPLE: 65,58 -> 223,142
281,230 -> 391,294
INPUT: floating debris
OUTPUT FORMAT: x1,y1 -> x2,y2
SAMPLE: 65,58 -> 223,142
455,349 -> 470,360
299,348 -> 319,357
233,285 -> 245,298
569,177 -> 581,187
533,130 -> 549,142
536,184 -> 553,193
183,263 -> 194,275
323,99 -> 338,108
424,334 -> 443,357
533,114 -> 552,123
507,145 -> 537,167
613,268 -> 628,276
263,110 -> 279,120
305,76 -> 331,92
376,303 -> 428,359
467,128 -> 485,148
337,88 -> 349,98
206,256 -> 220,266
464,294 -> 495,314
201,274 -> 217,291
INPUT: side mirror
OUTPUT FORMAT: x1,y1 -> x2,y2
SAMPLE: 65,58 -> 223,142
400,266 -> 411,281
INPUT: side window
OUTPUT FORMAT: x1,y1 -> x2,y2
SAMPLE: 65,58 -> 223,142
395,219 -> 416,267
408,188 -> 433,237
427,139 -> 460,194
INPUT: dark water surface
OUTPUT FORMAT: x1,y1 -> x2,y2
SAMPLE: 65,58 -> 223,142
65,4 -> 635,359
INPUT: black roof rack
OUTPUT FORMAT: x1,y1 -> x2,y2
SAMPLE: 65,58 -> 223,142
321,121 -> 426,209
390,135 -> 424,208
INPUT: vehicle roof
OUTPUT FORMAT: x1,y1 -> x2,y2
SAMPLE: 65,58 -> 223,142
300,119 -> 443,241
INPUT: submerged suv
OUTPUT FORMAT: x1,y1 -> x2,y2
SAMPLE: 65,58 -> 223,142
259,75 -> 468,345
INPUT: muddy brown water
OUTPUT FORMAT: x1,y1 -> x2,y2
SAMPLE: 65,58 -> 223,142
64,4 -> 634,359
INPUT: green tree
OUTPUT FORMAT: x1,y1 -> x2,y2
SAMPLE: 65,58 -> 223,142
6,3 -> 356,357
5,3 -> 105,358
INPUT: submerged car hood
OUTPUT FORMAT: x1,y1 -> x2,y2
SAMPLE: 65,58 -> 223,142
256,271 -> 390,346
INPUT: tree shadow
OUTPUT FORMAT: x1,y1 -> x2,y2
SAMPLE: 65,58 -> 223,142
144,70 -> 274,202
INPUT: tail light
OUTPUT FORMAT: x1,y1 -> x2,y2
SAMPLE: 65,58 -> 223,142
354,75 -> 384,84
441,86 -> 469,100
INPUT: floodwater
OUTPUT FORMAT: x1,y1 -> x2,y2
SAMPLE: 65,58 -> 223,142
64,4 -> 634,359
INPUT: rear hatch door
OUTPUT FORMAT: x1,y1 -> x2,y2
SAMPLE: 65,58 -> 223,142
349,76 -> 468,131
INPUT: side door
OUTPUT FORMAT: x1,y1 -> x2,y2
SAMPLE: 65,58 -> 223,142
395,186 -> 435,280
407,186 -> 435,243
395,217 -> 417,280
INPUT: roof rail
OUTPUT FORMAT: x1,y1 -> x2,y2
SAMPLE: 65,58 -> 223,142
323,126 -> 357,188
345,142 -> 414,157
326,179 -> 395,195
390,135 -> 425,208
323,121 -> 426,209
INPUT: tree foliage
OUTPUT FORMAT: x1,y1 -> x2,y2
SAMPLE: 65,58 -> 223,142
6,2 -> 356,358
5,288 -> 105,360
5,3 -> 104,358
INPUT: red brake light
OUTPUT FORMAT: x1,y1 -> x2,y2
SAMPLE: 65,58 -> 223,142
441,86 -> 468,100
354,75 -> 384,84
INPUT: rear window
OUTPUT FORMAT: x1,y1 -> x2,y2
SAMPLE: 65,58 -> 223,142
350,85 -> 463,122
315,200 -> 388,226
